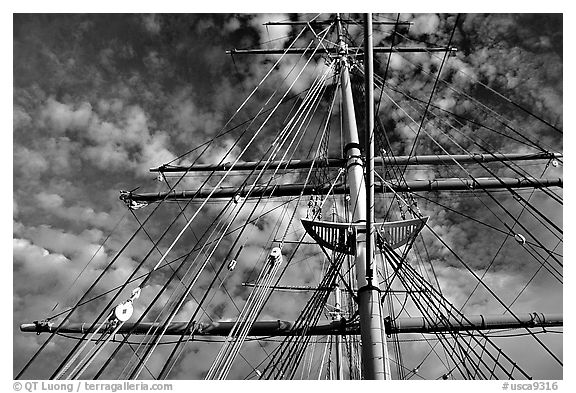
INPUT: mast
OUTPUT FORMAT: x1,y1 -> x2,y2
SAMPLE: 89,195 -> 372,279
365,13 -> 376,291
365,13 -> 393,380
337,13 -> 387,380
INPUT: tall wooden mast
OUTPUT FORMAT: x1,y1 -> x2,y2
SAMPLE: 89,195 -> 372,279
337,13 -> 388,379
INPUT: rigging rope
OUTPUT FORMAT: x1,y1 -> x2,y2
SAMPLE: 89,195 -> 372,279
159,61 -> 337,379
375,85 -> 563,276
46,197 -> 299,324
50,211 -> 128,314
386,247 -> 524,379
392,29 -> 562,135
107,32 -> 336,379
117,203 -> 237,379
397,91 -> 564,231
204,59 -> 337,379
402,14 -> 460,168
43,82 -> 264,379
259,253 -> 345,379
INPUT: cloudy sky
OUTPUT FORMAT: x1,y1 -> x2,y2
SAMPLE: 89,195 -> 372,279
12,13 -> 563,380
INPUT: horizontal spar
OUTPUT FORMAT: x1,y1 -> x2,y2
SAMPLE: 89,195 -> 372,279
21,313 -> 562,336
241,283 -> 423,293
226,46 -> 456,55
150,153 -> 562,173
126,177 -> 563,202
385,313 -> 563,334
263,20 -> 412,26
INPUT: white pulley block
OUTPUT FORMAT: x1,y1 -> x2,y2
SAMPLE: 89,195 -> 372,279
115,301 -> 134,322
131,287 -> 141,300
227,259 -> 237,271
514,233 -> 526,245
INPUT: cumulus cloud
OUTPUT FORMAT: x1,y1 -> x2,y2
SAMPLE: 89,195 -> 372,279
410,14 -> 440,36
141,14 -> 162,35
14,106 -> 32,130
40,98 -> 93,134
31,95 -> 179,177
168,92 -> 223,142
14,145 -> 49,179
